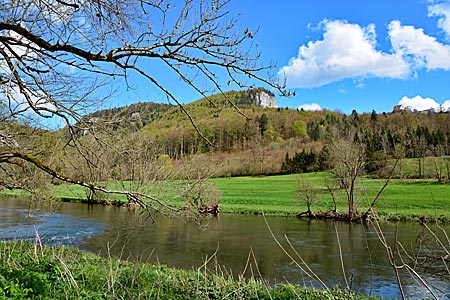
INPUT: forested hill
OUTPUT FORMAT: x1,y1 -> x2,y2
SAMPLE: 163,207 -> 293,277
78,88 -> 273,132
79,101 -> 174,131
73,89 -> 450,177
140,96 -> 450,177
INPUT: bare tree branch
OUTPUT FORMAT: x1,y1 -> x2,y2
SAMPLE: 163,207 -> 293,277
0,0 -> 285,213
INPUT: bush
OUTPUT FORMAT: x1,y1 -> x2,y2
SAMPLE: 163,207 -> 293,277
281,149 -> 321,174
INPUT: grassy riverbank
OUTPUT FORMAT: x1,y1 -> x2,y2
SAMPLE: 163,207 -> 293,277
0,241 -> 376,300
212,173 -> 450,221
1,172 -> 450,221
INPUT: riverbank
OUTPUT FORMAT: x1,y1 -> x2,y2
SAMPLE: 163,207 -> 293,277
1,172 -> 450,222
212,174 -> 450,222
0,241 -> 376,299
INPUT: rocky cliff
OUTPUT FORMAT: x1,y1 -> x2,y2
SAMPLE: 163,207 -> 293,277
249,89 -> 276,108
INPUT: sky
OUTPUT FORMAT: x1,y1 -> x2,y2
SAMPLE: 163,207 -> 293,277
5,0 -> 450,130
221,0 -> 450,113
91,0 -> 450,115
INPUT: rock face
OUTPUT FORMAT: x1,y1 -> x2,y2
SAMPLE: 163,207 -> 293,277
249,90 -> 276,108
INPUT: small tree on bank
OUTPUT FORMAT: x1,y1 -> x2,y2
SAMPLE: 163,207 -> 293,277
326,136 -> 366,219
295,174 -> 319,218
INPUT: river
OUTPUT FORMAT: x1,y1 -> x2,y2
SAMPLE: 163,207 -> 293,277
1,198 -> 449,299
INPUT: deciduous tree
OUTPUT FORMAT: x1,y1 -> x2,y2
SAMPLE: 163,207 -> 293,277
326,135 -> 365,218
0,0 -> 285,213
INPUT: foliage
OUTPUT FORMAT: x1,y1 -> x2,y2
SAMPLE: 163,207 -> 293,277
6,83 -> 450,187
292,119 -> 308,138
0,241 -> 378,300
137,99 -> 450,180
281,149 -> 322,174
78,102 -> 174,133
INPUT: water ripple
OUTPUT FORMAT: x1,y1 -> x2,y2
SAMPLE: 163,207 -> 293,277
0,206 -> 108,247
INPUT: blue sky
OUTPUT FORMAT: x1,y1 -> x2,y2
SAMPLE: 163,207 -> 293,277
224,0 -> 450,113
113,0 -> 450,114
7,0 -> 450,130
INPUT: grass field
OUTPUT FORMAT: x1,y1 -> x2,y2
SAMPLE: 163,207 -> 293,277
212,173 -> 450,221
1,172 -> 449,221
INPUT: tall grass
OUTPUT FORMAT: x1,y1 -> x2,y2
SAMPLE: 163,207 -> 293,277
0,241 -> 377,299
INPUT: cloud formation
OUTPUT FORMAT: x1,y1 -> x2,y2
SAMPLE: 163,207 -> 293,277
280,12 -> 450,88
279,20 -> 409,88
428,1 -> 450,38
389,20 -> 450,71
398,95 -> 443,111
298,103 -> 322,111
442,100 -> 450,110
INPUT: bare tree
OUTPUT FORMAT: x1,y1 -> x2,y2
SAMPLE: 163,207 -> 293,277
372,220 -> 450,299
0,0 -> 285,212
295,174 -> 318,218
327,136 -> 365,219
323,175 -> 340,217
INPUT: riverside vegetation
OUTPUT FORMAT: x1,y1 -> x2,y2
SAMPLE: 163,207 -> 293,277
3,89 -> 450,220
0,241 -> 378,300
2,90 -> 450,299
2,171 -> 450,222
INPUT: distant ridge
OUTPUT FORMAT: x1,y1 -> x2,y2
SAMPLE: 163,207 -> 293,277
77,88 -> 275,134
78,101 -> 174,133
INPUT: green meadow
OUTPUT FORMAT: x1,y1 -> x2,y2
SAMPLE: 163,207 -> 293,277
212,173 -> 450,221
2,172 -> 449,222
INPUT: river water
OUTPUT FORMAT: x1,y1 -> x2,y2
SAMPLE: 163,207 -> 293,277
1,198 -> 449,299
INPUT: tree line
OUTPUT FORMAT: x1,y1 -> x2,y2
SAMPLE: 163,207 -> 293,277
132,99 -> 450,179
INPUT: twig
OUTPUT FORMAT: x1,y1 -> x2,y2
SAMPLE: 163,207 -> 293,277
334,223 -> 349,291
262,213 -> 331,293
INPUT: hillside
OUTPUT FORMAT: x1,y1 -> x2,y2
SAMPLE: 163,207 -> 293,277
8,88 -> 450,182
77,88 -> 275,133
71,88 -> 450,178
78,101 -> 174,132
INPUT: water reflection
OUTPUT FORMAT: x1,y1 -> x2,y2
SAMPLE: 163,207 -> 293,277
1,198 -> 449,299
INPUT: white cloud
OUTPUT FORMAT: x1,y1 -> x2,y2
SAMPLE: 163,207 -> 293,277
398,95 -> 440,111
279,20 -> 409,88
441,99 -> 450,110
298,103 -> 322,111
280,13 -> 450,89
5,85 -> 55,115
428,1 -> 450,38
389,20 -> 450,71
